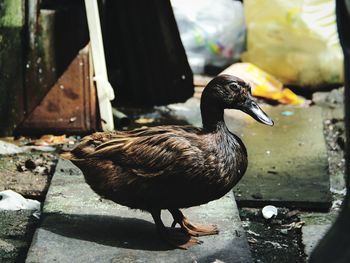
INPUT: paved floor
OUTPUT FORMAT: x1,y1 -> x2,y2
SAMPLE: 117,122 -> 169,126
227,105 -> 331,210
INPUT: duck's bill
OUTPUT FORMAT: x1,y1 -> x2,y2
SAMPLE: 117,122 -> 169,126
242,100 -> 274,126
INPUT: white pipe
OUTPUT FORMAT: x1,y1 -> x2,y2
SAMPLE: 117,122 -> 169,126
84,0 -> 115,131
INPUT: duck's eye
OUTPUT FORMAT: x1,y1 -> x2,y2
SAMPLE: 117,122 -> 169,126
229,84 -> 239,91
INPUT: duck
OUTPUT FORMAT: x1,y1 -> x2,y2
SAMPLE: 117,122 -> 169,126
61,74 -> 273,249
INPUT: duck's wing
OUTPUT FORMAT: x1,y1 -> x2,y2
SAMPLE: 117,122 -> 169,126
69,125 -> 206,178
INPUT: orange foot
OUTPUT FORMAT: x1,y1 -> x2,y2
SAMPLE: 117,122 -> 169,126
169,209 -> 219,237
159,227 -> 203,249
181,217 -> 219,237
150,209 -> 203,249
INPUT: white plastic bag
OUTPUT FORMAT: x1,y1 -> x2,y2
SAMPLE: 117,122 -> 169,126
0,190 -> 41,218
242,0 -> 344,87
171,0 -> 246,73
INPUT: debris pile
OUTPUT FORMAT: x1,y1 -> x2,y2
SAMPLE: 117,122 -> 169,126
240,207 -> 306,262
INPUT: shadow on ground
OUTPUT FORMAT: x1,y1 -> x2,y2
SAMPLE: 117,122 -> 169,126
41,213 -> 179,251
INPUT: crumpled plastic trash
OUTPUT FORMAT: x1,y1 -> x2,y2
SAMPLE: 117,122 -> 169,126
134,117 -> 155,124
0,190 -> 41,219
171,0 -> 246,73
0,139 -> 56,155
282,221 -> 305,230
34,134 -> 74,146
0,140 -> 24,155
241,0 -> 343,87
220,63 -> 305,105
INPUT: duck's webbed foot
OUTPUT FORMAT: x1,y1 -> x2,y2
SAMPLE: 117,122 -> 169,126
159,227 -> 203,249
150,209 -> 202,249
169,208 -> 219,237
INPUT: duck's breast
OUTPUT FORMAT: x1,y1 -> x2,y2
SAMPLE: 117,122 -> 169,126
201,132 -> 248,200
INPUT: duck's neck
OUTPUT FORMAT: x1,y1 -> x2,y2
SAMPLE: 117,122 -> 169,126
200,99 -> 226,132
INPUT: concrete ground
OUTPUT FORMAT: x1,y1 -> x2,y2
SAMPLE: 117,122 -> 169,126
0,210 -> 38,263
0,147 -> 58,263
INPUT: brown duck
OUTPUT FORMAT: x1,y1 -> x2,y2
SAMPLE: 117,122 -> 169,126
62,74 -> 273,249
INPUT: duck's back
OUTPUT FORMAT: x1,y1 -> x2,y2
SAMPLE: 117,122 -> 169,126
65,125 -> 247,210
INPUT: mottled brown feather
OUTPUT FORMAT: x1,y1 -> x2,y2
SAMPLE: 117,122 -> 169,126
64,123 -> 247,210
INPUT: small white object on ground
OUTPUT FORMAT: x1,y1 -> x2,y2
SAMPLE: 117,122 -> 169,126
0,140 -> 24,155
22,145 -> 56,152
0,140 -> 56,155
330,187 -> 347,196
0,190 -> 41,218
247,229 -> 261,237
264,240 -> 288,249
262,205 -> 278,219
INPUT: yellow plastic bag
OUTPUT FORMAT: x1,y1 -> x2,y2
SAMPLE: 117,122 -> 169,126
241,0 -> 343,87
221,63 -> 304,105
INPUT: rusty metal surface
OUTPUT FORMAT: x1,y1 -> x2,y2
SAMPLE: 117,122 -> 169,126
25,1 -> 89,116
20,46 -> 98,134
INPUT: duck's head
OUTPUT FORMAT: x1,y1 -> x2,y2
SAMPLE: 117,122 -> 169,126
201,74 -> 274,126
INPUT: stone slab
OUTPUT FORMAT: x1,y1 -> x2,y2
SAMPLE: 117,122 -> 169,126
26,159 -> 252,263
0,210 -> 38,263
302,224 -> 331,257
226,106 -> 331,211
300,211 -> 338,257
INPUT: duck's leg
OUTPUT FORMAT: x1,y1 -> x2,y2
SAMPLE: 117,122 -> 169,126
169,208 -> 219,237
150,209 -> 202,249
